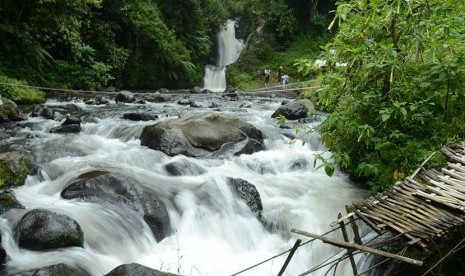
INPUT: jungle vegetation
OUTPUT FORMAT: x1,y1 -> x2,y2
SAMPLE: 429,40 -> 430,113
313,0 -> 465,192
2,0 -> 464,194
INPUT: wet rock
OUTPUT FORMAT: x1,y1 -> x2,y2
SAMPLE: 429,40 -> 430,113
201,89 -> 212,94
8,263 -> 90,276
0,190 -> 24,215
50,124 -> 81,134
85,97 -> 109,105
208,103 -> 219,108
164,159 -> 206,176
61,172 -> 171,242
115,90 -> 135,103
105,263 -> 178,276
64,103 -> 83,112
189,101 -> 201,108
189,86 -> 202,94
177,99 -> 191,105
122,113 -> 158,121
61,116 -> 82,126
147,93 -> 170,103
31,105 -> 54,119
0,98 -> 22,122
17,209 -> 84,251
271,99 -> 314,120
224,85 -> 236,93
0,151 -> 28,189
0,235 -> 6,265
158,88 -> 170,94
227,178 -> 263,219
140,112 -> 265,157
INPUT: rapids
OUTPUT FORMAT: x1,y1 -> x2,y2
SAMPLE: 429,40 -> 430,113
0,92 -> 370,275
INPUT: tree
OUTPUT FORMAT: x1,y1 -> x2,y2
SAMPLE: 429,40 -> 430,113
317,0 -> 465,192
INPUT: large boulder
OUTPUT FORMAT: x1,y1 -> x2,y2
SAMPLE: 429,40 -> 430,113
17,209 -> 84,251
0,151 -> 28,189
105,263 -> 178,276
227,178 -> 263,219
271,99 -> 314,120
61,172 -> 171,242
140,113 -> 264,157
8,263 -> 90,276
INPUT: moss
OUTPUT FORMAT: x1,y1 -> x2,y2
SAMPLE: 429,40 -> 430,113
0,152 -> 28,189
0,75 -> 45,105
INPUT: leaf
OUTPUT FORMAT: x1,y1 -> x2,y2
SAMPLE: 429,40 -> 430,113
325,163 -> 335,177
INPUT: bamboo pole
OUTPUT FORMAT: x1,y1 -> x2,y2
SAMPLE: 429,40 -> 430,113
291,229 -> 423,266
338,213 -> 358,275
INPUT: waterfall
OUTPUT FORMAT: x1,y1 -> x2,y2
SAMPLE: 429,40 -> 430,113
204,20 -> 244,92
1,94 -> 370,275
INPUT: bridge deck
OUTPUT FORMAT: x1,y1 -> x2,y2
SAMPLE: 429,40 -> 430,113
352,143 -> 465,247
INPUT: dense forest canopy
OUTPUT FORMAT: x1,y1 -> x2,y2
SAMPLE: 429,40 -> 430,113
0,0 -> 335,90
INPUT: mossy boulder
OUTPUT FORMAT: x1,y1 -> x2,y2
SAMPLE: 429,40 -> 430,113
105,263 -> 178,276
17,209 -> 84,251
140,112 -> 265,157
0,151 -> 28,189
0,190 -> 24,215
0,98 -> 22,122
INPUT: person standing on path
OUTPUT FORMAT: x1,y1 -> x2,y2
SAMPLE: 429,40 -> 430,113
264,67 -> 271,86
277,66 -> 283,83
282,74 -> 289,91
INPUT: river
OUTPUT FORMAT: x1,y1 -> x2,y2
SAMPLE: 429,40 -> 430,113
0,91 -> 370,275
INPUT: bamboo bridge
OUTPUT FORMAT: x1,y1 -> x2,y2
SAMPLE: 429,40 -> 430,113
291,143 -> 465,275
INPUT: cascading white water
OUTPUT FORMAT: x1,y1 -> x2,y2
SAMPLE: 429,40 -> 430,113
0,95 -> 370,276
204,20 -> 244,92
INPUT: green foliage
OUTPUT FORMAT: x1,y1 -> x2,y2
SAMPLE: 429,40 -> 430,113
267,0 -> 297,42
316,0 -> 465,192
0,76 -> 45,104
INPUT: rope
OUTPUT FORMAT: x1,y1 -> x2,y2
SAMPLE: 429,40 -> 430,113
229,221 -> 358,276
0,81 -> 319,98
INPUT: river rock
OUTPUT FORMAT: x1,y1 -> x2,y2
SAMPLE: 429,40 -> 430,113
61,172 -> 171,242
0,234 -> 6,265
189,86 -> 202,94
17,209 -> 84,251
0,151 -> 28,189
8,263 -> 90,276
115,90 -> 135,103
271,99 -> 314,120
50,124 -> 81,134
61,116 -> 82,126
0,190 -> 24,215
140,113 -> 264,157
147,94 -> 170,103
227,178 -> 263,219
164,159 -> 206,176
122,113 -> 158,121
105,263 -> 178,276
31,105 -> 54,119
0,98 -> 22,122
